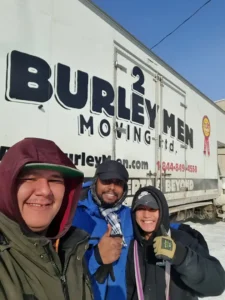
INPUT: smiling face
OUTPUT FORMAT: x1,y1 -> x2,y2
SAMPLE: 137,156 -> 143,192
135,205 -> 159,239
96,178 -> 125,204
16,169 -> 65,232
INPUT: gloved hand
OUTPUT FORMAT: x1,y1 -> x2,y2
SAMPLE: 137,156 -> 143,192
93,227 -> 122,284
94,264 -> 115,284
153,225 -> 176,262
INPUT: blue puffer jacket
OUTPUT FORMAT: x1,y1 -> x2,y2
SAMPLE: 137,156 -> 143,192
72,181 -> 133,300
170,223 -> 180,229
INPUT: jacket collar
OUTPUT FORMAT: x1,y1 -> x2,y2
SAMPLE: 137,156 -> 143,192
0,212 -> 89,253
78,189 -> 126,217
78,190 -> 102,217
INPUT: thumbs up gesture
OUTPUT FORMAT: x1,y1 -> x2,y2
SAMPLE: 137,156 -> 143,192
98,224 -> 123,264
153,225 -> 176,262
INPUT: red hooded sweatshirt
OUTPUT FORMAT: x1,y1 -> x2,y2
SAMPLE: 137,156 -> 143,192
0,137 -> 84,239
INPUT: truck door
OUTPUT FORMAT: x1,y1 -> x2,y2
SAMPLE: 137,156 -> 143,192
113,44 -> 158,206
159,76 -> 187,204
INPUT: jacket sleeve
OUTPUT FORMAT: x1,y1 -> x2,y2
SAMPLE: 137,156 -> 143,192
0,256 -> 25,300
85,244 -> 103,276
82,258 -> 94,300
72,205 -> 102,276
126,245 -> 136,300
177,223 -> 209,251
172,234 -> 225,297
0,282 -> 7,300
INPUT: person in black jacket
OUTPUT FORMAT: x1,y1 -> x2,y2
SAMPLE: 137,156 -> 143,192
126,186 -> 225,300
170,222 -> 209,251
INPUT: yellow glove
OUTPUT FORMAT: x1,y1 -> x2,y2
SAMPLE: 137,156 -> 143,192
153,225 -> 176,261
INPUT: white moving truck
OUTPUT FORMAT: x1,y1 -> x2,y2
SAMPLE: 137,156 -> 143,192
1,0 -> 225,220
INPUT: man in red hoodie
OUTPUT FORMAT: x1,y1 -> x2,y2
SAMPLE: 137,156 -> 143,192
0,137 -> 93,300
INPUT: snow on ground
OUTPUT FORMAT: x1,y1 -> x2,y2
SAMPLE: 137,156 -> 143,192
186,220 -> 225,300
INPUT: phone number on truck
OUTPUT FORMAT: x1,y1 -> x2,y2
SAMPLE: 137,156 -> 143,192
156,161 -> 197,173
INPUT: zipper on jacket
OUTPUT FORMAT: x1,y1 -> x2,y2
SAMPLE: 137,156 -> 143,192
45,235 -> 90,300
62,235 -> 89,277
61,235 -> 90,299
60,274 -> 70,300
44,246 -> 70,300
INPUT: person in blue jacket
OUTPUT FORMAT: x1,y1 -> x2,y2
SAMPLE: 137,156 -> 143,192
72,160 -> 133,300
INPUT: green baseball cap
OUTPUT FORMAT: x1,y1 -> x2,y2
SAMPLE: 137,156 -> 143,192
23,163 -> 84,178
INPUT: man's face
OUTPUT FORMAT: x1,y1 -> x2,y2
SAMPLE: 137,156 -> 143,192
96,178 -> 124,204
135,205 -> 159,238
17,169 -> 65,232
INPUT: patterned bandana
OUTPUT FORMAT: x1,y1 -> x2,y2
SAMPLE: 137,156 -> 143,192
91,178 -> 128,247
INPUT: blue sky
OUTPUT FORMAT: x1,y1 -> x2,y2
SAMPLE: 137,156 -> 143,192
92,0 -> 225,101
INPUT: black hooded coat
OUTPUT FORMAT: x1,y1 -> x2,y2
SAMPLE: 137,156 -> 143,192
126,186 -> 225,300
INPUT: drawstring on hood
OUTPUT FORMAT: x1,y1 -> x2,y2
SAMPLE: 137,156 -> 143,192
0,137 -> 84,240
131,186 -> 170,245
132,186 -> 172,300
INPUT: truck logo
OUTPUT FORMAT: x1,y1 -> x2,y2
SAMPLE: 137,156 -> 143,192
5,50 -> 194,152
202,115 -> 210,156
